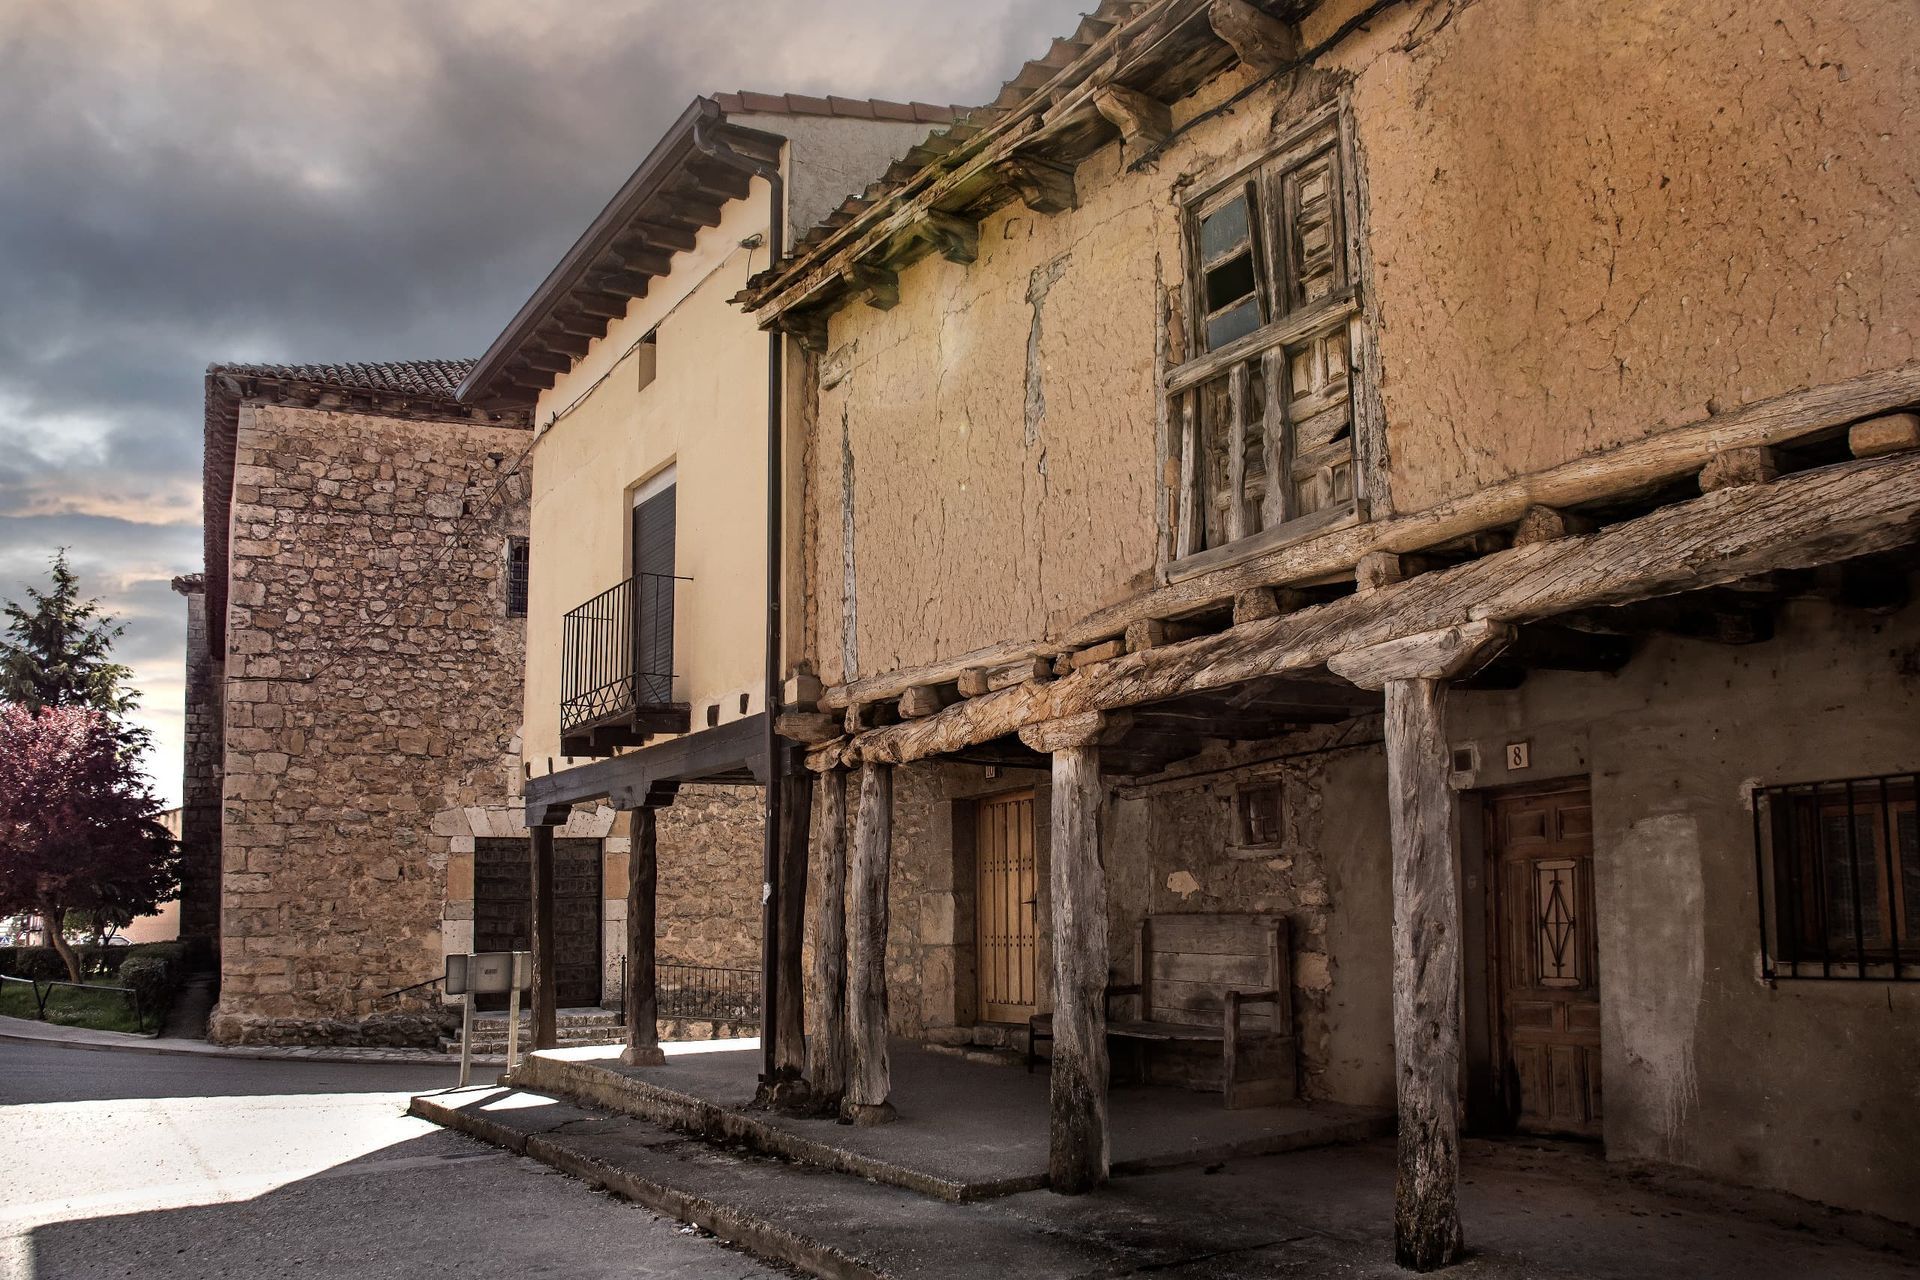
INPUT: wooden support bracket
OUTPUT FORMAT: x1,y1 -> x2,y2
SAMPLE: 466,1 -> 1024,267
997,155 -> 1079,214
1699,445 -> 1780,492
1849,411 -> 1920,459
1512,505 -> 1597,546
1354,551 -> 1405,592
775,710 -> 841,744
913,211 -> 980,265
1231,586 -> 1310,625
898,684 -> 959,719
846,263 -> 900,311
774,311 -> 830,354
1092,85 -> 1172,150
1068,639 -> 1127,670
1124,617 -> 1205,653
1206,0 -> 1299,72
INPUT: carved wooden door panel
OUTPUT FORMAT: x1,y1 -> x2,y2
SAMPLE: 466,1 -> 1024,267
1491,786 -> 1602,1138
976,790 -> 1038,1024
552,838 -> 603,1009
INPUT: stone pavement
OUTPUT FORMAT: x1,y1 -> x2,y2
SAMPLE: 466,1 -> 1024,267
0,1013 -> 505,1068
415,1082 -> 1920,1280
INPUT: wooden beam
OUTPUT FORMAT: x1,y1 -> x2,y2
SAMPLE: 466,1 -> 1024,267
828,451 -> 1920,769
958,656 -> 1054,697
807,770 -> 850,1108
573,292 -> 630,321
608,242 -> 675,277
1355,551 -> 1405,592
1206,0 -> 1299,71
843,763 -> 896,1125
622,807 -> 664,1066
1511,505 -> 1596,546
1124,617 -> 1206,652
1042,729 -> 1110,1194
773,311 -> 830,355
847,263 -> 900,311
1383,676 -> 1466,1270
898,684 -> 958,718
1850,411 -> 1920,459
1328,622 -> 1514,692
997,155 -> 1078,214
1069,639 -> 1127,670
1092,85 -> 1171,150
1231,586 -> 1309,625
1699,445 -> 1780,492
775,773 -> 812,1082
776,710 -> 842,744
529,825 -> 559,1051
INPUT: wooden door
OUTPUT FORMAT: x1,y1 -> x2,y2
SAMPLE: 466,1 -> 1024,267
1490,785 -> 1602,1137
474,837 -> 602,1010
976,790 -> 1038,1024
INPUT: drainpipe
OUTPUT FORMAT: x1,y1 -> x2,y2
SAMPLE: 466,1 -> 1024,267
695,112 -> 786,1086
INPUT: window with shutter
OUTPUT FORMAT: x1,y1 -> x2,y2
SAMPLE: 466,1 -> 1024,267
1168,112 -> 1363,565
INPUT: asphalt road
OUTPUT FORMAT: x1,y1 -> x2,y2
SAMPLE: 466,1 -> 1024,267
0,1039 -> 784,1280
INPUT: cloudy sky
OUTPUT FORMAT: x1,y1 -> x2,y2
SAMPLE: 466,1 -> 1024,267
0,0 -> 1086,806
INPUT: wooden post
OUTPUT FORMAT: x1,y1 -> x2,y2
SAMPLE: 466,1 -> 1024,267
623,807 -> 664,1066
1019,713 -> 1117,1194
775,772 -> 813,1079
808,768 -> 850,1106
843,762 -> 896,1125
529,824 -> 559,1052
1329,622 -> 1513,1273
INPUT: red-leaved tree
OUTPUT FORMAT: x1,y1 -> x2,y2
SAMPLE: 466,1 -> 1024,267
0,704 -> 178,982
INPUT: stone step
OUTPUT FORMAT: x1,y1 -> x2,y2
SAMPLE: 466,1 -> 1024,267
443,1025 -> 626,1055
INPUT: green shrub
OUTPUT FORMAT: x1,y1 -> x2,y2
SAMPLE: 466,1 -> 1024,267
119,955 -> 176,1022
5,948 -> 68,982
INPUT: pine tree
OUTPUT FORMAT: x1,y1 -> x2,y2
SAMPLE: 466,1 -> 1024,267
0,550 -> 148,754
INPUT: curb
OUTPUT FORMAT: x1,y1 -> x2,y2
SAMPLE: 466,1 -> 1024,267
410,1094 -> 882,1280
0,1019 -> 485,1068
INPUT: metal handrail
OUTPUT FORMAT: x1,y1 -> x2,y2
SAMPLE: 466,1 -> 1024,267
560,571 -> 691,736
367,975 -> 445,1011
1,972 -> 147,1031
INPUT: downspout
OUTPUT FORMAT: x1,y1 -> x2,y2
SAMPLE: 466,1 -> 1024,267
695,112 -> 786,1086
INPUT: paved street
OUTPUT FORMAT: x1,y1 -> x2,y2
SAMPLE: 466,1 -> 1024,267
0,1040 -> 783,1280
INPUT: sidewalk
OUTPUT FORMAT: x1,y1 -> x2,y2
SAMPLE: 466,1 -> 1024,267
414,1082 -> 1920,1280
0,1013 -> 490,1067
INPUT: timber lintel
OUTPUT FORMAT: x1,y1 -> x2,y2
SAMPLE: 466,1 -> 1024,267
1326,621 -> 1516,691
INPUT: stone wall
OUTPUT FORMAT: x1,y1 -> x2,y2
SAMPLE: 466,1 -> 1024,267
209,402 -> 531,1045
656,783 -> 764,972
171,574 -> 223,945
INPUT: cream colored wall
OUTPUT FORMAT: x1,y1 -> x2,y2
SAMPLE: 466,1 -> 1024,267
804,0 -> 1920,687
523,180 -> 775,767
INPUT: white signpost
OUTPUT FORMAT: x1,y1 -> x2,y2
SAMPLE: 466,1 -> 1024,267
446,951 -> 533,1086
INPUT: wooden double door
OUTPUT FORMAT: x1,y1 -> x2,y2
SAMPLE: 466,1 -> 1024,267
1489,785 -> 1602,1137
976,790 -> 1039,1024
474,837 -> 603,1010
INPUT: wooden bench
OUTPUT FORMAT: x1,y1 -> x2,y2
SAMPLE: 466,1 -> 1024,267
1028,912 -> 1297,1109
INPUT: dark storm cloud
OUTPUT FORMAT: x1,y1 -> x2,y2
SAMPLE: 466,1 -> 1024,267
0,0 -> 1090,801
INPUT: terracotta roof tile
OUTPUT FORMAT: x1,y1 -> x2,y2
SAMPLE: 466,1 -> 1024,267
712,91 -> 964,124
207,359 -> 476,402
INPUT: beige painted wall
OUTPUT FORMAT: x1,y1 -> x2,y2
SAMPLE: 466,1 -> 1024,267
524,182 -> 776,766
803,0 -> 1920,687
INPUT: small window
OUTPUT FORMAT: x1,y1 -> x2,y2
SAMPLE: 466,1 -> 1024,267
1197,186 -> 1264,350
1236,782 -> 1284,848
505,537 -> 530,617
636,331 -> 658,392
1755,773 -> 1918,980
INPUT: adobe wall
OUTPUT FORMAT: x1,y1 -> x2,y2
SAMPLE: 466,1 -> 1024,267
1447,587 -> 1920,1225
209,403 -> 532,1045
803,0 -> 1920,685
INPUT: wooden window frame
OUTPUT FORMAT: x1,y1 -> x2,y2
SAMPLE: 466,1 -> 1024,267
1164,106 -> 1372,576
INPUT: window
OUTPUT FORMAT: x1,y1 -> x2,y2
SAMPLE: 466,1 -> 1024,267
1754,773 -> 1919,980
1236,782 -> 1285,848
636,330 -> 658,392
1169,114 -> 1359,562
505,536 -> 530,617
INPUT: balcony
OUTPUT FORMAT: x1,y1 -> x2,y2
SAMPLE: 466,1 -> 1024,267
559,572 -> 691,757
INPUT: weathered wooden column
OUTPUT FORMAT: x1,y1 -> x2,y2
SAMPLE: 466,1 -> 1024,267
1020,712 -> 1118,1194
807,768 -> 850,1107
528,823 -> 559,1051
623,806 -> 665,1066
774,771 -> 814,1081
1330,621 -> 1513,1272
843,761 -> 896,1125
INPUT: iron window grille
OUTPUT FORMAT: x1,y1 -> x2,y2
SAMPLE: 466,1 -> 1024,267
505,536 -> 530,617
1752,772 -> 1919,981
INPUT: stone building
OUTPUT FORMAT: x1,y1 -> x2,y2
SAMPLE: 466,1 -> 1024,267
462,93 -> 966,1069
705,0 -> 1916,1263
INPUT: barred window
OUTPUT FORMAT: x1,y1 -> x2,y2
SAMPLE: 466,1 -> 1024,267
1169,112 -> 1361,564
1236,782 -> 1284,848
1754,773 -> 1919,981
505,536 -> 530,617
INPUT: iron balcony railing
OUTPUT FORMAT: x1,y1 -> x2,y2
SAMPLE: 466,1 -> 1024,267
560,572 -> 689,739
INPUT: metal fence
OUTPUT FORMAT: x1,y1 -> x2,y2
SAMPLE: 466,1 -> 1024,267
0,973 -> 151,1030
658,962 -> 760,1023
